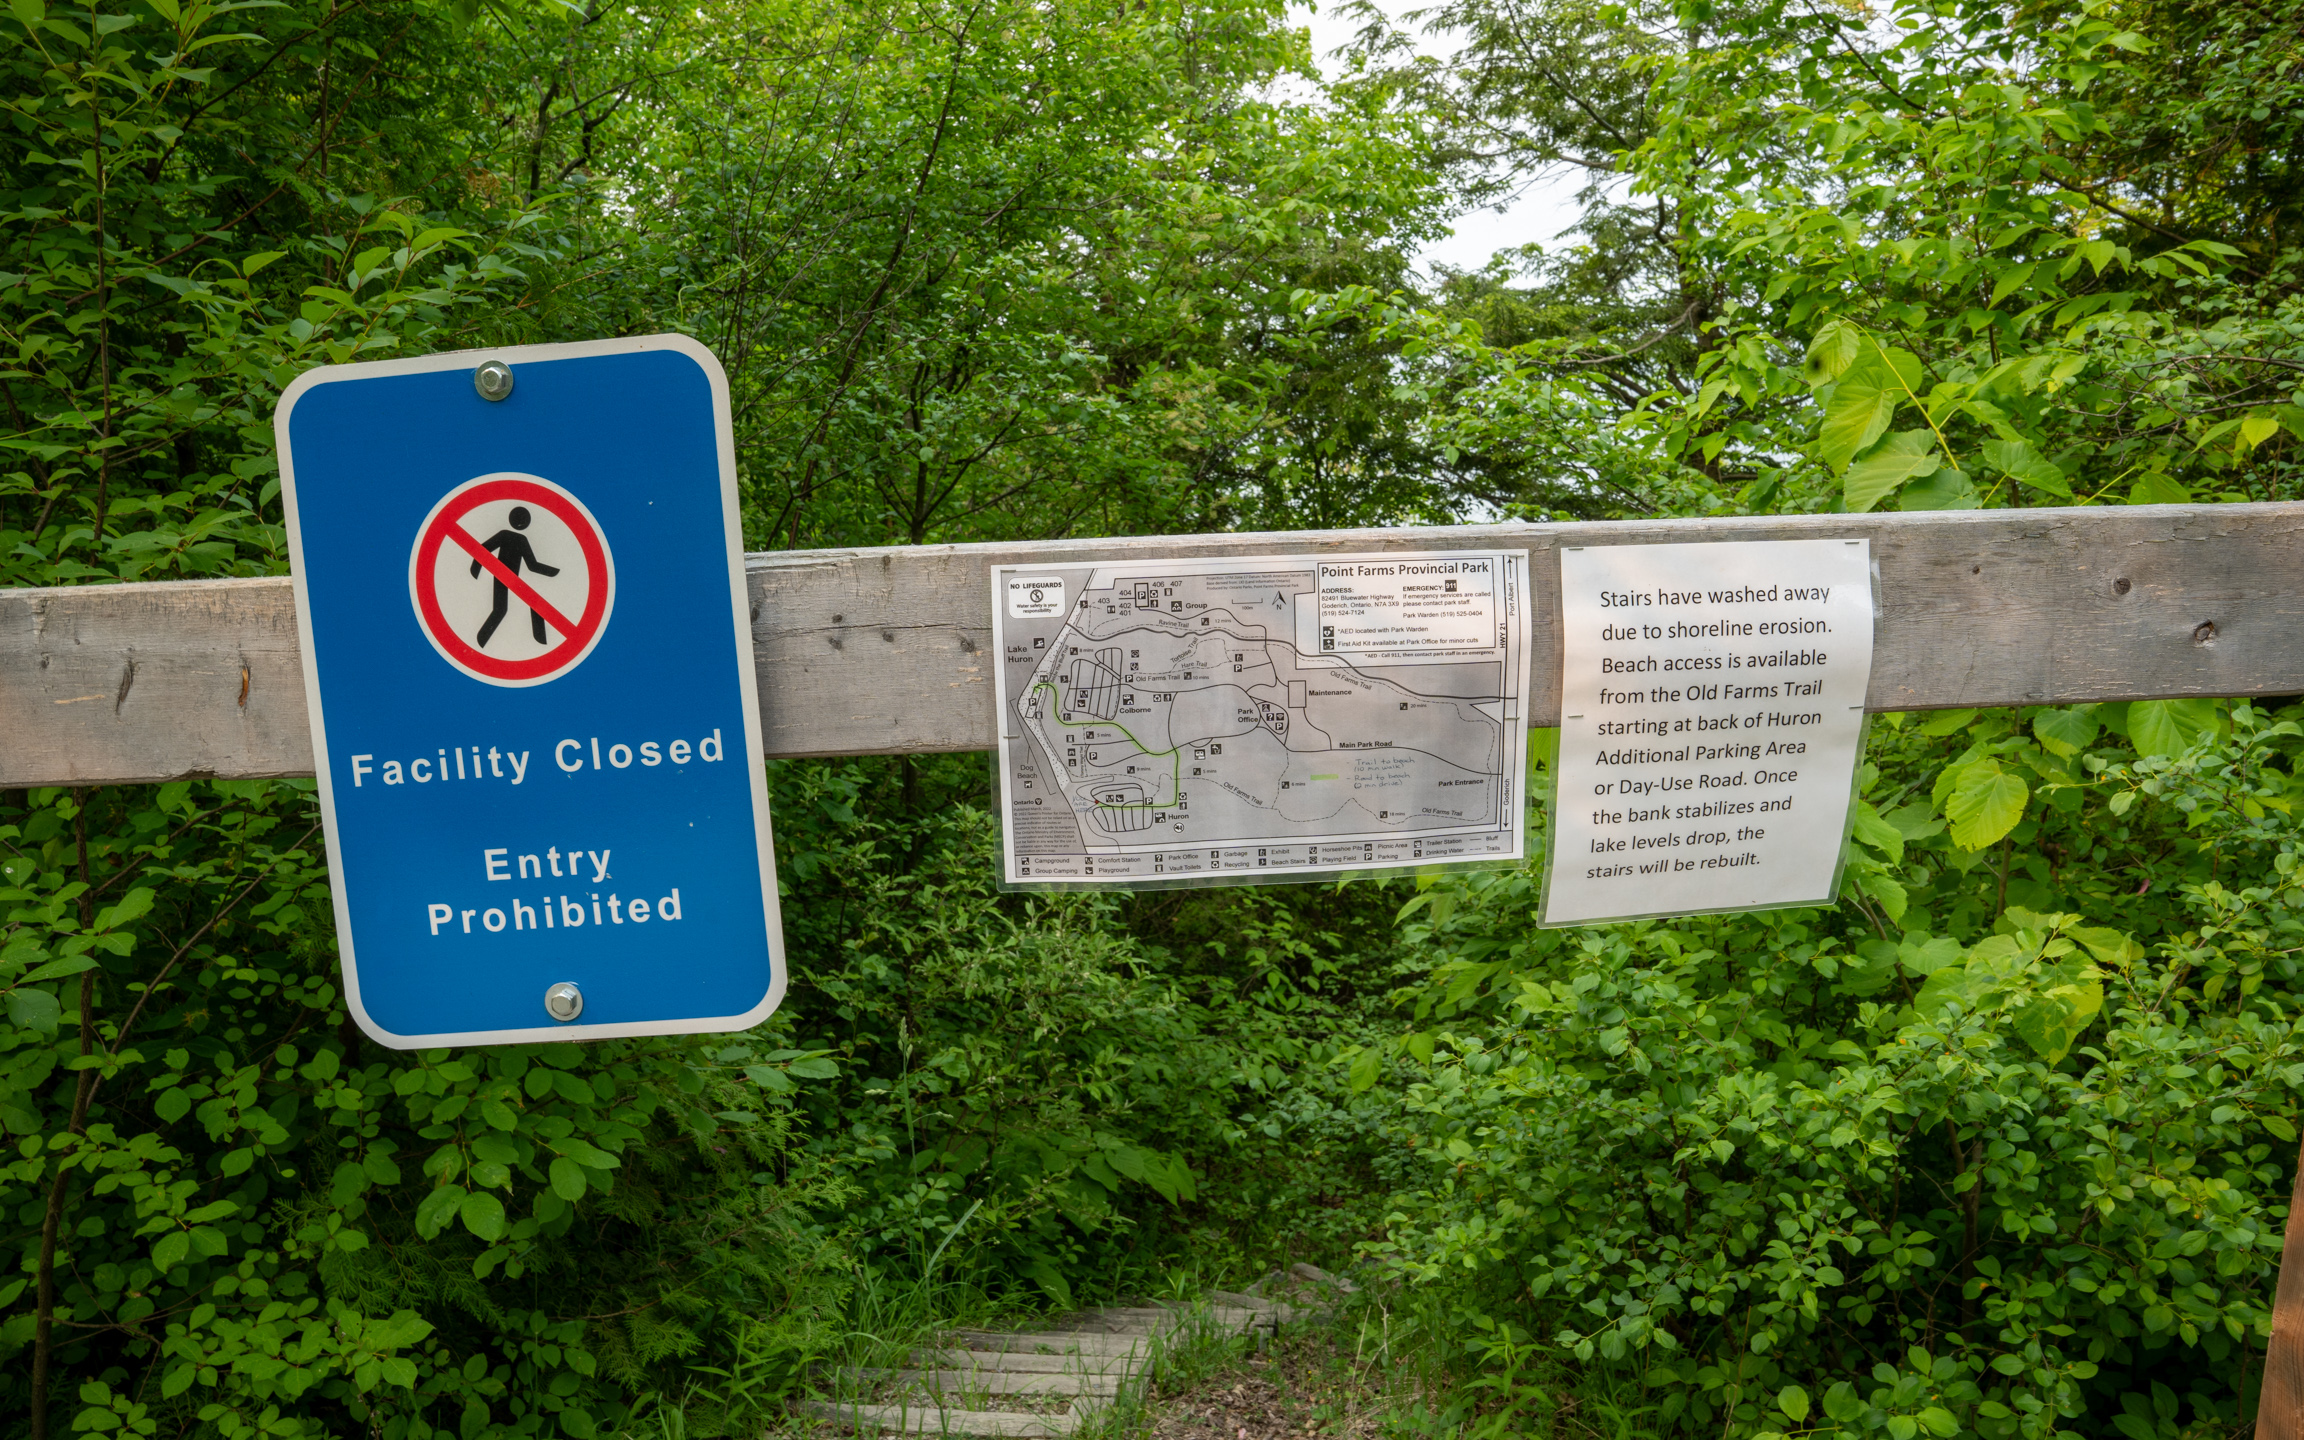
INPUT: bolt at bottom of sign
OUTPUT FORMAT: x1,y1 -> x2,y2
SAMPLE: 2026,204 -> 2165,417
544,982 -> 583,1022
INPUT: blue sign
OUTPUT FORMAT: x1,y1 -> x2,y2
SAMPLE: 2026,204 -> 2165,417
276,336 -> 785,1047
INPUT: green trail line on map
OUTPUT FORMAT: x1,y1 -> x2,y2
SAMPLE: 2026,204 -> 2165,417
1031,681 -> 1181,812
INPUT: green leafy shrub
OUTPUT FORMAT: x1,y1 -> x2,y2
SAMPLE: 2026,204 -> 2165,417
761,754 -> 1406,1300
1355,703 -> 2304,1439
1,781 -> 855,1439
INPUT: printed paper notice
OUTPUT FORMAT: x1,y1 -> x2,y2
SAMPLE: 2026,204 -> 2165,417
993,551 -> 1534,886
1542,539 -> 1875,926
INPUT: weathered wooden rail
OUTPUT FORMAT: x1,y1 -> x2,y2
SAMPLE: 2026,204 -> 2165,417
6,503 -> 2303,789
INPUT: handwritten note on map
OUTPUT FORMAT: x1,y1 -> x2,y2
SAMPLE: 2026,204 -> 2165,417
992,550 -> 1534,886
1541,538 -> 1876,926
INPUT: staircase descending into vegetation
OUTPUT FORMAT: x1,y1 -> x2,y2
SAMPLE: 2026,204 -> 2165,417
800,1295 -> 1292,1436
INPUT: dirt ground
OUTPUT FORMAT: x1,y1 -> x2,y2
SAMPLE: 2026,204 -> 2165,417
1145,1331 -> 1402,1440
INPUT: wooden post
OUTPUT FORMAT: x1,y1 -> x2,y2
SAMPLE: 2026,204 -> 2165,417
2262,1136 -> 2304,1440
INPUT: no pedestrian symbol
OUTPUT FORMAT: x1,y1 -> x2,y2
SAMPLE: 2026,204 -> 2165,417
410,473 -> 615,686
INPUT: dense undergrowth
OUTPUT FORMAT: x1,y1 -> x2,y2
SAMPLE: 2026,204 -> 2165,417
1358,702 -> 2304,1440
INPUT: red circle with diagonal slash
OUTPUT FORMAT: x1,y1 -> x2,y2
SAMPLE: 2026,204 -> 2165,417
408,474 -> 614,686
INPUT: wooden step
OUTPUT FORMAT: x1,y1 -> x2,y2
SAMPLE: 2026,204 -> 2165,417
851,1369 -> 1119,1398
799,1400 -> 1077,1437
805,1293 -> 1261,1433
1205,1290 -> 1299,1324
1039,1307 -> 1180,1335
939,1330 -> 1145,1357
906,1348 -> 1143,1377
1054,1302 -> 1267,1334
1154,1301 -> 1274,1331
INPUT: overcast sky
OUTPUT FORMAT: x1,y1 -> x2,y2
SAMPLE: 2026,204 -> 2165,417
1288,0 -> 1606,274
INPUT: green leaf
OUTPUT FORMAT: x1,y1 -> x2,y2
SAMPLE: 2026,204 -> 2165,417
1916,708 -> 1979,738
1900,934 -> 1963,976
549,1156 -> 587,1201
1859,870 -> 1909,924
459,1189 -> 506,1241
1851,803 -> 1903,862
92,887 -> 154,933
1918,1407 -> 1960,1438
1778,1387 -> 1811,1423
2129,471 -> 2191,505
1946,760 -> 2028,850
1987,263 -> 2038,307
2013,978 -> 2104,1064
2129,698 -> 2220,757
7,987 -> 61,1031
369,1309 -> 435,1349
2265,1114 -> 2299,1142
2240,413 -> 2281,450
551,1137 -> 618,1168
1915,963 -> 1977,1018
743,1064 -> 794,1093
1896,466 -> 1979,510
152,1230 -> 190,1273
415,1185 -> 466,1239
1348,1047 -> 1381,1092
1803,320 -> 1862,385
2033,707 -> 2101,757
1980,437 -> 2073,497
1845,431 -> 1941,512
1823,1383 -> 1865,1423
1885,803 -> 1946,843
2069,926 -> 2142,966
1819,352 -> 1921,470
18,954 -> 97,985
1691,376 -> 1730,421
10,0 -> 44,25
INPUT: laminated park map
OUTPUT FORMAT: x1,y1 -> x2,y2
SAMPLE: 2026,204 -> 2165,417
990,550 -> 1534,887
